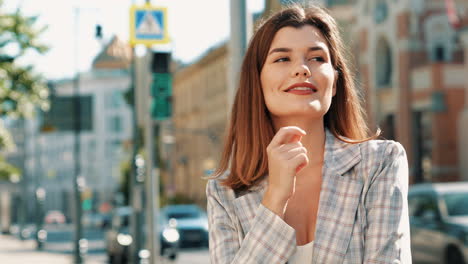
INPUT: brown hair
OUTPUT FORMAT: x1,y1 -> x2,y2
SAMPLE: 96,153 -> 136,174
214,5 -> 379,192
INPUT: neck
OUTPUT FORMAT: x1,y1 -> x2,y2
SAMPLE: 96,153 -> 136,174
272,117 -> 326,166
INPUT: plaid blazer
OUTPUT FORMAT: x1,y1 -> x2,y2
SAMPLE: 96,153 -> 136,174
206,130 -> 412,264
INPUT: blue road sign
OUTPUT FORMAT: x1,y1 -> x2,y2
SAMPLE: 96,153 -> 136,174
130,5 -> 169,45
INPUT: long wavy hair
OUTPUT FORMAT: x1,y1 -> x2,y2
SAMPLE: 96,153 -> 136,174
214,5 -> 378,192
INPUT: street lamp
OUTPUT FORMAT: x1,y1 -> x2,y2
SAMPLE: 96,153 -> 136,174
35,187 -> 46,250
72,7 -> 84,262
71,6 -> 100,263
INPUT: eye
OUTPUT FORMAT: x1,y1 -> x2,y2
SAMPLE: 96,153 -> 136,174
274,57 -> 289,63
309,56 -> 325,62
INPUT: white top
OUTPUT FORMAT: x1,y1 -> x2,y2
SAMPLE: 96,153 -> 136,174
288,241 -> 314,264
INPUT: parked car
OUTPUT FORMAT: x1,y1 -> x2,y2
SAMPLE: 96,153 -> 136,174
44,210 -> 66,225
83,212 -> 107,229
162,204 -> 209,248
105,206 -> 179,264
409,182 -> 468,264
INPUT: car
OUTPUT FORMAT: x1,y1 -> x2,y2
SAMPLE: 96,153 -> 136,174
161,204 -> 209,248
44,210 -> 66,225
105,206 -> 179,264
409,182 -> 468,264
83,212 -> 107,229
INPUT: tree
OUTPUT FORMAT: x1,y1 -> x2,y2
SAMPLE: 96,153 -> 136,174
0,156 -> 20,182
0,0 -> 50,179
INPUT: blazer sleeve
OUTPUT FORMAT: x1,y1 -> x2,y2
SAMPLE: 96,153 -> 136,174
363,141 -> 412,264
206,179 -> 296,264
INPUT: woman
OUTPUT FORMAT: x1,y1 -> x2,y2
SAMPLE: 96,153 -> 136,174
206,4 -> 411,264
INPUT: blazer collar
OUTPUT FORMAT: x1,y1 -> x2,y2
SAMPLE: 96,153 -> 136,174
323,129 -> 362,175
232,129 -> 362,235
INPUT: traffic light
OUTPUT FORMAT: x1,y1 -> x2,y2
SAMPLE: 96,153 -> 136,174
95,24 -> 103,39
81,188 -> 93,211
150,52 -> 172,120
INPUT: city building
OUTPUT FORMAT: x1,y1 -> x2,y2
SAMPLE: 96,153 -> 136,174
4,36 -> 133,223
352,0 -> 467,182
171,44 -> 228,205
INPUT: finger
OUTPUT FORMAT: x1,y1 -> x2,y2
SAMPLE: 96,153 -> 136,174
283,146 -> 307,160
270,126 -> 306,147
289,153 -> 309,173
296,163 -> 306,174
277,141 -> 303,152
290,134 -> 302,143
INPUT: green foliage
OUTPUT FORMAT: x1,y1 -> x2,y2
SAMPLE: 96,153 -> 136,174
118,157 -> 131,205
0,0 -> 49,181
0,156 -> 20,182
0,1 -> 50,120
0,120 -> 14,151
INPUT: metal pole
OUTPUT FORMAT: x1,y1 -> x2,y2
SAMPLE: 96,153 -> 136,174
72,7 -> 84,264
143,0 -> 160,260
228,0 -> 251,110
145,116 -> 158,264
130,52 -> 144,264
19,119 -> 28,240
146,49 -> 159,264
34,122 -> 45,250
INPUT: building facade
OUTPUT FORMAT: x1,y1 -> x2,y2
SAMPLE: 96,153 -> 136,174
352,0 -> 467,182
5,70 -> 132,223
171,44 -> 228,206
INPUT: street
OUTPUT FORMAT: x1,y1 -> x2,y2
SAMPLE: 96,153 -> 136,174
0,224 -> 210,264
172,249 -> 210,264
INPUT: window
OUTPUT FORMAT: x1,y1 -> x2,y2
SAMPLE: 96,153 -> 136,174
434,46 -> 445,62
380,114 -> 395,140
424,15 -> 456,62
105,91 -> 123,109
105,140 -> 122,157
443,192 -> 468,216
409,194 -> 440,220
374,1 -> 389,24
326,0 -> 352,6
107,116 -> 122,133
376,37 -> 392,88
280,0 -> 307,5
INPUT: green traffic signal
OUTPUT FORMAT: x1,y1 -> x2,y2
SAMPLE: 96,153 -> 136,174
151,73 -> 172,120
82,199 -> 92,211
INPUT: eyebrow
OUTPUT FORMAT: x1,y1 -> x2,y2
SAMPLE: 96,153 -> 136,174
268,46 -> 326,56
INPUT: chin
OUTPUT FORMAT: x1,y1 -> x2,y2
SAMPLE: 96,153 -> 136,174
271,108 -> 327,119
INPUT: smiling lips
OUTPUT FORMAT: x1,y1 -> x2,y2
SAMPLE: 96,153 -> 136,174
284,82 -> 318,95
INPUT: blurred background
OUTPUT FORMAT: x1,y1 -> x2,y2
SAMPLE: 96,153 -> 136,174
0,0 -> 467,263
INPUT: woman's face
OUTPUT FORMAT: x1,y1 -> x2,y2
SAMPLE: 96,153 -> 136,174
260,25 -> 336,120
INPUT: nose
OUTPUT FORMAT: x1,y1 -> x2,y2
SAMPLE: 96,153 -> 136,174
292,63 -> 311,78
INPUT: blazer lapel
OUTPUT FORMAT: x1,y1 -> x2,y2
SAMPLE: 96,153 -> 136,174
313,130 -> 364,264
231,130 -> 363,263
232,179 -> 268,237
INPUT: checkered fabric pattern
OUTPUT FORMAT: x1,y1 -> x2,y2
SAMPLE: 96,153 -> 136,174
206,130 -> 412,264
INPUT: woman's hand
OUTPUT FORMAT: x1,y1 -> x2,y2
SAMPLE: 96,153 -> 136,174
262,126 -> 309,218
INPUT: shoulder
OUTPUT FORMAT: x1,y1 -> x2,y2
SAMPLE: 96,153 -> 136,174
206,171 -> 236,203
356,139 -> 407,176
358,139 -> 406,161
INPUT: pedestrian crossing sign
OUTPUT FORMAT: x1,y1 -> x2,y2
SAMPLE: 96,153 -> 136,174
130,5 -> 169,46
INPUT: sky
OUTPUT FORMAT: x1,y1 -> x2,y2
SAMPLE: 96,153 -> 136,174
4,0 -> 265,79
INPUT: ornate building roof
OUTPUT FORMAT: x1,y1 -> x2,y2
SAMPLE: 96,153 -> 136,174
92,36 -> 133,70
